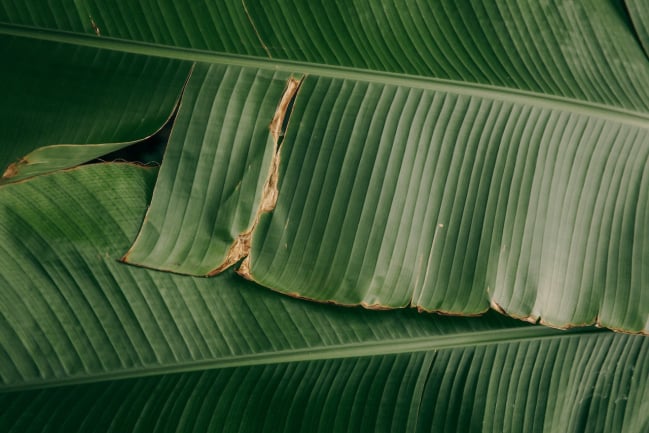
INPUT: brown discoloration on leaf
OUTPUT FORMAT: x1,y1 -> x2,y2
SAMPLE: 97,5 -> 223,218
415,305 -> 488,317
2,163 -> 19,179
211,77 -> 303,277
90,17 -> 101,36
208,232 -> 251,276
491,299 -> 538,324
237,262 -> 649,333
489,299 -> 506,315
258,77 -> 301,214
260,77 -> 301,213
259,150 -> 281,213
236,256 -> 254,281
2,158 -> 27,180
269,78 -> 301,143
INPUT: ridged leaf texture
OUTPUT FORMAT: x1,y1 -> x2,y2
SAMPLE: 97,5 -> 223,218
1,1 -> 648,432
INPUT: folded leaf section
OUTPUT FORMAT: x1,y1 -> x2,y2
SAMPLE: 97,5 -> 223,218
0,35 -> 190,183
245,75 -> 649,333
122,63 -> 294,276
1,333 -> 647,433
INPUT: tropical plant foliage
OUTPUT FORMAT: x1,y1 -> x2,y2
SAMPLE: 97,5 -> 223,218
0,1 -> 648,432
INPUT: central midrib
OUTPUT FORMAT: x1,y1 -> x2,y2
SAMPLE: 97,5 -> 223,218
2,23 -> 649,130
0,325 -> 605,392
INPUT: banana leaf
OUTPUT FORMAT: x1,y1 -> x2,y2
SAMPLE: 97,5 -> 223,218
0,34 -> 190,182
2,0 -> 648,110
0,164 -> 646,432
626,0 -> 649,57
0,1 -> 648,431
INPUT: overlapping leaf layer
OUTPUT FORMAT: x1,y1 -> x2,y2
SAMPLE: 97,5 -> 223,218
122,64 -> 294,275
1,1 -> 648,431
0,35 -> 189,182
4,164 -> 525,388
246,75 -> 649,332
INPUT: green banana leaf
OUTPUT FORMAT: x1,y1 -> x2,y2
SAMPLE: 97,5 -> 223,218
121,64 -> 300,276
0,35 -> 190,182
2,0 -> 648,109
1,0 -> 649,431
0,164 -> 646,432
626,0 -> 649,57
3,335 -> 648,432
243,74 -> 649,332
0,163 -> 530,389
119,58 -> 649,331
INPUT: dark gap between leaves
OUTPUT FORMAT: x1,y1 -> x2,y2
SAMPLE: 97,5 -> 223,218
86,112 -> 176,166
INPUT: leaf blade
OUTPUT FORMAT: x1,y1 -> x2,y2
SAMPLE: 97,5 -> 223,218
0,34 -> 190,181
1,332 -> 647,433
244,75 -> 649,332
1,163 -> 550,391
121,64 -> 298,275
2,1 -> 649,112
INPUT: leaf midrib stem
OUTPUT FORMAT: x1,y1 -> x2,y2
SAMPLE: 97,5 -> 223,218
2,23 -> 649,129
0,326 -> 606,392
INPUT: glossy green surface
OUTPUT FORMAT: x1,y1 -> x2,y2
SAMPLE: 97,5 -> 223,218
0,164 -> 537,390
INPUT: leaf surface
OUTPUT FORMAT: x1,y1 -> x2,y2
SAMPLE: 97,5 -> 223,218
0,1 -> 648,430
625,0 -> 649,58
0,35 -> 190,182
0,163 -> 535,390
0,164 -> 645,432
2,1 -> 649,111
242,74 -> 649,332
121,64 -> 298,275
2,332 -> 647,433
30,0 -> 642,330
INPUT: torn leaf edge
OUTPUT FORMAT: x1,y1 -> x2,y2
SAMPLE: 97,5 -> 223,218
208,76 -> 303,276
